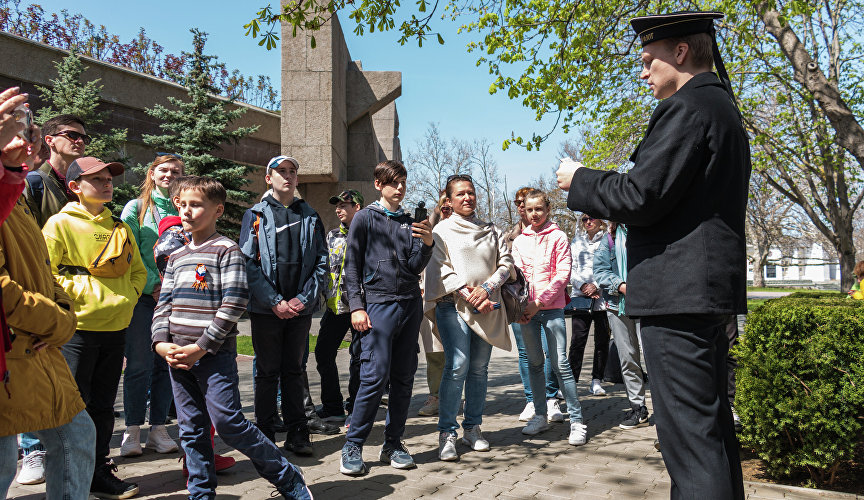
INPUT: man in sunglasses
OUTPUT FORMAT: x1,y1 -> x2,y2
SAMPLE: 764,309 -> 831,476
24,115 -> 90,228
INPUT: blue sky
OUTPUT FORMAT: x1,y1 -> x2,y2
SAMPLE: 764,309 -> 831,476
31,0 -> 578,190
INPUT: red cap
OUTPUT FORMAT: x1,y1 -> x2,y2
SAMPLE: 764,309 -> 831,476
158,215 -> 182,236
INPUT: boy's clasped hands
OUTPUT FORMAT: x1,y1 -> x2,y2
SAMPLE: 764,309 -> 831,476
155,342 -> 206,370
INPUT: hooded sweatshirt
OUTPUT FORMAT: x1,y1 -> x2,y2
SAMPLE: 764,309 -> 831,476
511,220 -> 572,310
121,190 -> 179,294
42,203 -> 147,331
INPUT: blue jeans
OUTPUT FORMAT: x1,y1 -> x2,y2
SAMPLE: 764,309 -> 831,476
512,322 -> 559,402
435,302 -> 493,433
123,294 -> 173,426
0,410 -> 96,500
521,309 -> 583,422
169,349 -> 308,499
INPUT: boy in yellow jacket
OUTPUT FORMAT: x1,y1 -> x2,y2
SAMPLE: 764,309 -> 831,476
42,157 -> 147,500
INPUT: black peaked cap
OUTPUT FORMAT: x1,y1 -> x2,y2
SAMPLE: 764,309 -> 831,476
630,11 -> 723,47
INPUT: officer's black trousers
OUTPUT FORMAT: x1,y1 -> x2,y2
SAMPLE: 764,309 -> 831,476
640,314 -> 744,500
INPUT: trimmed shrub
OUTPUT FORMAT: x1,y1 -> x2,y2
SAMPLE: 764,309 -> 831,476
735,292 -> 864,486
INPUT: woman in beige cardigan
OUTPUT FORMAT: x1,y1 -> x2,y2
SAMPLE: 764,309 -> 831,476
425,175 -> 514,462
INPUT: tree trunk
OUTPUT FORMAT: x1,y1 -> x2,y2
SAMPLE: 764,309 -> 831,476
835,227 -> 857,292
753,248 -> 769,288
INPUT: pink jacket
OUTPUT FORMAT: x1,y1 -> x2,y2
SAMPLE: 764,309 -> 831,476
511,221 -> 572,310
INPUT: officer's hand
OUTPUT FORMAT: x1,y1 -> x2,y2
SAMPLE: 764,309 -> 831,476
556,158 -> 584,191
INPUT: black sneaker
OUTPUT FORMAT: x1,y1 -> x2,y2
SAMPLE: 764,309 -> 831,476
284,427 -> 314,456
307,414 -> 340,435
619,405 -> 649,429
315,407 -> 348,423
91,462 -> 139,499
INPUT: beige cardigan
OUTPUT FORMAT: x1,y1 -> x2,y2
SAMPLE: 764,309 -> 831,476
424,214 -> 515,351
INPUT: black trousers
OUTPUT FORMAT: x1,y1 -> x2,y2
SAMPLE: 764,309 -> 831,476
640,314 -> 744,500
250,312 -> 313,432
569,310 -> 610,382
61,330 -> 126,466
314,309 -> 355,414
726,317 -> 739,405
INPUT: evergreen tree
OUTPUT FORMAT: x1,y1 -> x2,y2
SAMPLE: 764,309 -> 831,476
35,51 -> 135,214
36,51 -> 129,162
142,29 -> 259,237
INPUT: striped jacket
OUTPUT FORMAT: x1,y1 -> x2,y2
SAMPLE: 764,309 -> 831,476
151,235 -> 248,354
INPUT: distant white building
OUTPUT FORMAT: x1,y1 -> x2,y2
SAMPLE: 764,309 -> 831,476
747,242 -> 840,284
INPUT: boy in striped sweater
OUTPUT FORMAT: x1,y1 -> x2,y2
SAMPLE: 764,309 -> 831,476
151,176 -> 311,500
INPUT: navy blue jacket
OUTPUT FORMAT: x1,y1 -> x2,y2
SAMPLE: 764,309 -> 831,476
344,204 -> 434,311
238,197 -> 328,316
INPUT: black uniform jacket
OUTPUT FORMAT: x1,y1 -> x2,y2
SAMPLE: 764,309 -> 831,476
567,72 -> 751,316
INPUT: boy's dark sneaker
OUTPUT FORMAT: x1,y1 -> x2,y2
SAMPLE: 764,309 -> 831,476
307,415 -> 340,435
340,442 -> 367,476
378,440 -> 416,470
91,462 -> 139,499
619,405 -> 650,429
315,407 -> 347,423
275,467 -> 313,500
284,428 -> 314,456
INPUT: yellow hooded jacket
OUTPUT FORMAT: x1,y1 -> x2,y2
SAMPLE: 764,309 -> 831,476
42,203 -> 146,331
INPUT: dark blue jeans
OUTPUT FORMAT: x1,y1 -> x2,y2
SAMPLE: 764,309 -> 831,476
345,297 -> 422,445
169,349 -> 307,499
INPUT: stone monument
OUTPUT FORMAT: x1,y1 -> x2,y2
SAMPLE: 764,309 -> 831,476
281,14 -> 403,229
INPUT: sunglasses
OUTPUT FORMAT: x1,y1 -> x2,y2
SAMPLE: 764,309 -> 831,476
157,152 -> 183,160
440,206 -> 453,213
581,217 -> 596,223
514,199 -> 525,207
446,174 -> 473,184
52,130 -> 92,145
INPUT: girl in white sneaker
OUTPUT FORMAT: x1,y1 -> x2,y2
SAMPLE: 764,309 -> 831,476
512,189 -> 587,446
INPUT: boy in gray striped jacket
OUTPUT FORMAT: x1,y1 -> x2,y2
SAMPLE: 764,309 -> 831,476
151,176 -> 311,499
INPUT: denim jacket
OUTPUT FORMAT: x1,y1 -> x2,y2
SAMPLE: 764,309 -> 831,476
593,231 -> 625,314
239,198 -> 328,316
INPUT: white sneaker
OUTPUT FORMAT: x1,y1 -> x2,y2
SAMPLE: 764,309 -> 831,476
590,379 -> 606,396
518,402 -> 535,422
120,425 -> 143,457
461,426 -> 490,452
439,431 -> 458,461
145,424 -> 179,453
568,422 -> 588,446
521,414 -> 551,435
546,398 -> 564,423
16,450 -> 45,485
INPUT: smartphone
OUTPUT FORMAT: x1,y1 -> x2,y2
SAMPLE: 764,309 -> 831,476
14,104 -> 33,143
414,201 -> 427,221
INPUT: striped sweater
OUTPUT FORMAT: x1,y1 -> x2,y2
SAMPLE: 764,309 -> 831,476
151,235 -> 248,354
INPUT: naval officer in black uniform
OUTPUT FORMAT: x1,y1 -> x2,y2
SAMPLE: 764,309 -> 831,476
557,12 -> 749,499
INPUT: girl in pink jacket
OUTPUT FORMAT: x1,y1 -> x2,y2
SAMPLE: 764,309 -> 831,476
511,189 -> 587,446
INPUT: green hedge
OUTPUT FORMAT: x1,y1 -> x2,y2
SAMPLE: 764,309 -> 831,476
735,292 -> 864,486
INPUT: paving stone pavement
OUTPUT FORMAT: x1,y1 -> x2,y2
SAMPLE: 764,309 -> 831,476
8,318 -> 860,499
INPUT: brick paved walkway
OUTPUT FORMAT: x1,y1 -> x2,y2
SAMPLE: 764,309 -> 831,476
8,318 -> 860,499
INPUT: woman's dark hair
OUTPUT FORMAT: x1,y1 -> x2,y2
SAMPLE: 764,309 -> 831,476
445,174 -> 475,198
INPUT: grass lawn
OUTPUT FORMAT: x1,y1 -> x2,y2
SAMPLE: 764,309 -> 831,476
236,335 -> 350,356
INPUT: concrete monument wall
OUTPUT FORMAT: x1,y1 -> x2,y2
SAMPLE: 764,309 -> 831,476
280,13 -> 403,230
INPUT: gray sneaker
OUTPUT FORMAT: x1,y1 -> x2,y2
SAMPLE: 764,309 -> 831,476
339,442 -> 367,476
438,431 -> 458,461
461,426 -> 490,451
379,440 -> 416,469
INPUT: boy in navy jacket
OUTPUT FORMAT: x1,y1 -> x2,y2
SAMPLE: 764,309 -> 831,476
340,160 -> 434,475
238,156 -> 328,455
